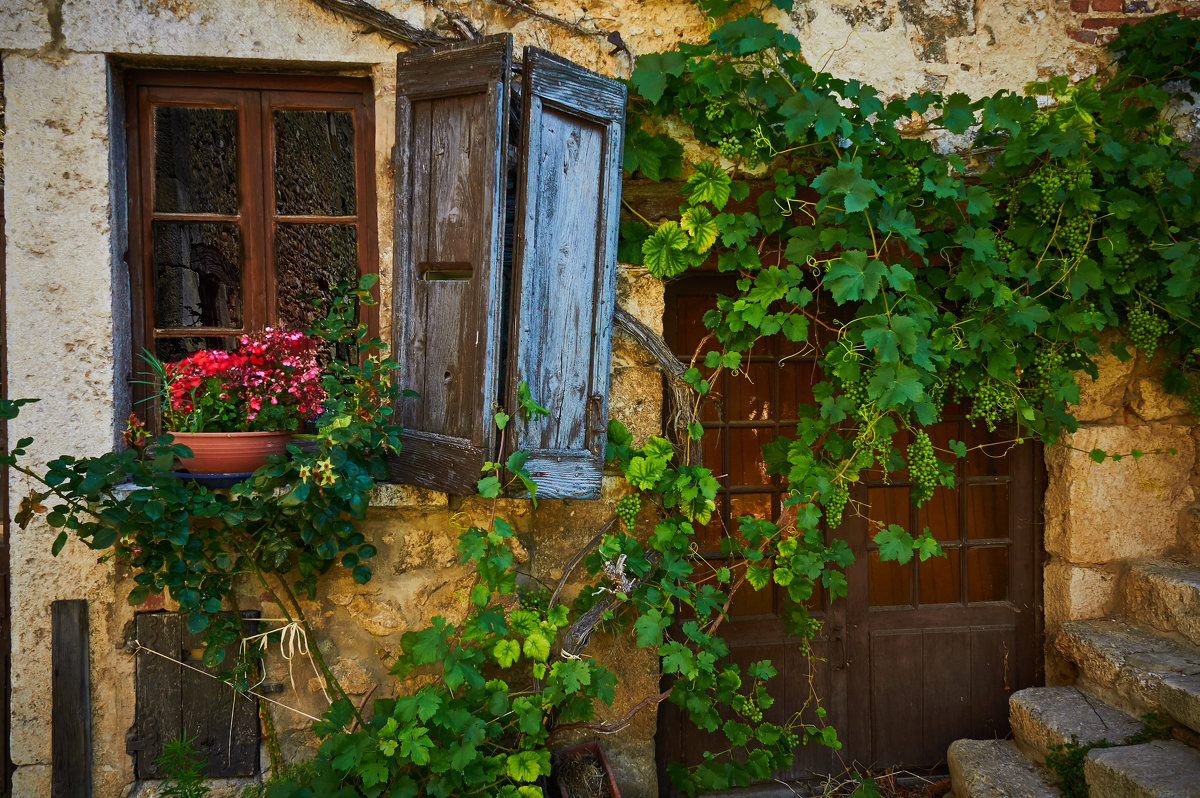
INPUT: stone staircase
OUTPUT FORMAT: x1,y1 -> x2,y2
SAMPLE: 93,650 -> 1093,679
948,558 -> 1200,797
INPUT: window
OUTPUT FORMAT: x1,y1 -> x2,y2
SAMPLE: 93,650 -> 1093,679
125,71 -> 376,413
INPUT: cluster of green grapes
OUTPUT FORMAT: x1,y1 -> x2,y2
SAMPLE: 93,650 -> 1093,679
823,481 -> 848,529
733,694 -> 764,723
615,493 -> 642,531
903,163 -> 921,188
960,375 -> 1017,431
1127,304 -> 1169,355
1027,113 -> 1050,136
907,430 -> 939,505
839,376 -> 872,422
1057,212 -> 1093,261
1143,168 -> 1165,192
717,135 -> 742,159
1026,162 -> 1091,227
1026,347 -> 1065,401
705,97 -> 728,121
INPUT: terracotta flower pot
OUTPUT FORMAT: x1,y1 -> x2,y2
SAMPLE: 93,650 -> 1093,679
168,431 -> 293,474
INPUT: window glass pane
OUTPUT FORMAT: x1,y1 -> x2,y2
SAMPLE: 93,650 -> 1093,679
153,222 -> 242,328
918,548 -> 961,605
275,223 -> 357,331
154,336 -> 239,365
964,422 -> 1014,477
778,360 -> 819,420
967,546 -> 1009,602
869,551 -> 912,607
966,484 -> 1009,540
274,110 -> 356,216
726,363 -> 773,420
918,487 -> 960,542
153,106 -> 238,214
867,486 -> 910,531
728,427 -> 773,487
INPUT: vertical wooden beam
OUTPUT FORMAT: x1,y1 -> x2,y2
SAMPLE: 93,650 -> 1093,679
51,600 -> 91,798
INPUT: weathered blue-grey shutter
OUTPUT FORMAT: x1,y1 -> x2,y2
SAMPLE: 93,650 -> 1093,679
390,36 -> 513,494
504,48 -> 626,499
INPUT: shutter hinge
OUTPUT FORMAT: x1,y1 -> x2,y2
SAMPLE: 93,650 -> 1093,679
125,730 -> 144,754
586,394 -> 606,452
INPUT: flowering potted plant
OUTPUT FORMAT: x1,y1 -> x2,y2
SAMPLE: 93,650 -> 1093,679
144,328 -> 325,474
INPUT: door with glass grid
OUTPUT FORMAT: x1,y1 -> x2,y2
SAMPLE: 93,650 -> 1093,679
656,277 -> 1042,792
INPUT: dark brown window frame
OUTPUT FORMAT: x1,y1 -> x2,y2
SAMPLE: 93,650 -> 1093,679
124,70 -> 378,415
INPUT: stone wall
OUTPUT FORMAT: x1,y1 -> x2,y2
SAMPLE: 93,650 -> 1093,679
1043,336 -> 1199,681
0,0 -> 1195,795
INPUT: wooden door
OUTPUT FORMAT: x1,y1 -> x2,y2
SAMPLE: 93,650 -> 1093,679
657,278 -> 1042,793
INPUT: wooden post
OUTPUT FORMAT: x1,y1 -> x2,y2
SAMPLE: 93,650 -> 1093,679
51,599 -> 91,797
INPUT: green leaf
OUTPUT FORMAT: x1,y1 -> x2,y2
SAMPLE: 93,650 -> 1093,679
874,525 -> 916,565
811,158 -> 881,213
643,221 -> 692,278
629,51 -> 687,103
1088,448 -> 1107,463
505,750 -> 550,783
940,92 -> 975,134
681,206 -> 720,252
686,162 -> 733,209
477,475 -> 502,498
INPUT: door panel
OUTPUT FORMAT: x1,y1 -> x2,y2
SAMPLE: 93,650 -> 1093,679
658,278 -> 1042,794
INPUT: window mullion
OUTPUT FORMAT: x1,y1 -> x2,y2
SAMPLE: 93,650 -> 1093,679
240,90 -> 271,333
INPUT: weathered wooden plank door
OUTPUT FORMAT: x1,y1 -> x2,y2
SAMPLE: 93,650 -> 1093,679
657,278 -> 1042,793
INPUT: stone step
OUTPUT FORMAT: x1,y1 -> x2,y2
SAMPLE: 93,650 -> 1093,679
947,739 -> 1057,798
1084,739 -> 1200,798
1054,618 -> 1200,733
1124,560 -> 1200,648
1009,686 -> 1144,763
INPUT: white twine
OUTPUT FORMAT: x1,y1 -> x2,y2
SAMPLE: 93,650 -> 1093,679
241,619 -> 332,705
132,640 -> 322,723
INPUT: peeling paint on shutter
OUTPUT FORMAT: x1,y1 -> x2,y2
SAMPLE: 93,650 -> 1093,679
390,35 -> 514,495
504,48 -> 626,499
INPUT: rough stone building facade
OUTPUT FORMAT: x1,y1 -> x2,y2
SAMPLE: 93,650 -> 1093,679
0,0 -> 1197,796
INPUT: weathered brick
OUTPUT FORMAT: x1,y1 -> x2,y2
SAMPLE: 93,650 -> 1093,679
1068,27 -> 1100,42
1091,0 -> 1122,11
1070,0 -> 1091,11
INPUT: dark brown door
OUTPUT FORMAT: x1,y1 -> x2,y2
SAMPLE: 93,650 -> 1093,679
657,278 -> 1042,793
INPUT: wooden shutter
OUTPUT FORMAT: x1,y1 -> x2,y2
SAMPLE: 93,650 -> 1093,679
389,36 -> 513,494
133,612 -> 259,778
504,48 -> 626,499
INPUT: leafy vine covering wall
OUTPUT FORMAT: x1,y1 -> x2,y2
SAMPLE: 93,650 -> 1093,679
3,6 -> 1198,798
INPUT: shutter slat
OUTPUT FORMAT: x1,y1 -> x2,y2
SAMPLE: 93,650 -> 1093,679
391,35 -> 513,494
506,48 -> 626,499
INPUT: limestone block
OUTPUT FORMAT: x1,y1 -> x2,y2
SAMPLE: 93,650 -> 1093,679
1043,561 -> 1116,633
1044,426 -> 1195,564
947,739 -> 1057,798
0,1 -> 51,49
1009,686 -> 1142,763
1067,344 -> 1134,423
1054,619 -> 1200,729
62,0 -> 397,64
616,265 -> 665,332
1130,371 -> 1193,422
1123,560 -> 1200,647
610,366 -> 666,446
1084,740 -> 1200,798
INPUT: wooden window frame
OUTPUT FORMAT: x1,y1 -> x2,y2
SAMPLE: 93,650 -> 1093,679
124,70 -> 378,417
